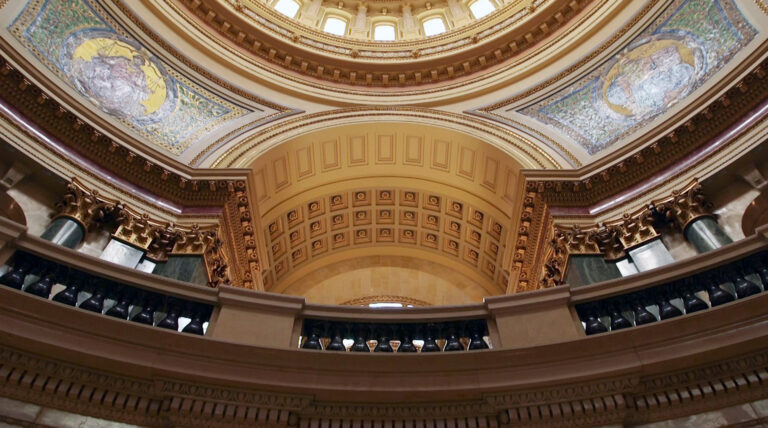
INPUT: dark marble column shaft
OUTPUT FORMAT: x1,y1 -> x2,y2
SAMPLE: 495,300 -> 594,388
40,217 -> 85,249
627,239 -> 675,272
565,255 -> 622,286
684,216 -> 733,253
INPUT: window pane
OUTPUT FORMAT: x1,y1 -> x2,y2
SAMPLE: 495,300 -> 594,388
274,0 -> 300,18
323,17 -> 348,36
470,0 -> 496,19
374,24 -> 396,41
423,18 -> 446,36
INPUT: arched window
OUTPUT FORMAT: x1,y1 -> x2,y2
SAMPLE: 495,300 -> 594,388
469,0 -> 496,19
274,0 -> 300,18
323,17 -> 348,36
422,17 -> 447,36
373,24 -> 396,41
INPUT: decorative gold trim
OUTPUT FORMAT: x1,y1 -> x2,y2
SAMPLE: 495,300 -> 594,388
210,107 -> 562,169
139,0 -> 623,94
53,180 -> 124,232
341,295 -> 431,306
653,180 -> 713,233
755,0 -> 768,15
57,179 -> 231,286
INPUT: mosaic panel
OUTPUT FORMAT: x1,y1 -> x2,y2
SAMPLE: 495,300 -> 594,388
516,0 -> 757,155
9,0 -> 252,155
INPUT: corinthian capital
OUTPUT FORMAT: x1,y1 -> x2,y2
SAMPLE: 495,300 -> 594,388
655,181 -> 712,231
617,209 -> 660,249
53,179 -> 123,231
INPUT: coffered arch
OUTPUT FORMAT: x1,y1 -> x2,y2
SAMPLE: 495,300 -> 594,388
247,122 -> 525,302
207,108 -> 565,169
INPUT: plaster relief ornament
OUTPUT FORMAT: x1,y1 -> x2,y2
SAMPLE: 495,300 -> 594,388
61,33 -> 176,125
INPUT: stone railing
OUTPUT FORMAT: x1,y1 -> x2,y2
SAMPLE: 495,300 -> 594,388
574,250 -> 767,335
2,216 -> 768,426
0,250 -> 214,335
299,318 -> 490,352
2,216 -> 768,350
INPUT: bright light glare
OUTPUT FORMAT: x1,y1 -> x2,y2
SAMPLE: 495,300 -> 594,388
374,24 -> 396,41
369,302 -> 403,308
470,0 -> 496,19
274,0 -> 300,18
423,18 -> 447,36
324,17 -> 348,36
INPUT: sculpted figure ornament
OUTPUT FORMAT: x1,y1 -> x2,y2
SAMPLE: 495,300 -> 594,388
541,237 -> 566,288
145,222 -> 181,262
204,236 -> 231,288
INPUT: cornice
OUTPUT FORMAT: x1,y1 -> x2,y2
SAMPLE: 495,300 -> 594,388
183,0 -> 577,53
0,53 -> 248,208
522,56 -> 768,209
209,106 -> 563,169
140,0 -> 639,95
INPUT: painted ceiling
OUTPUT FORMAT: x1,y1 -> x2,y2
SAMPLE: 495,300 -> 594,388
0,0 -> 765,167
478,0 -> 758,156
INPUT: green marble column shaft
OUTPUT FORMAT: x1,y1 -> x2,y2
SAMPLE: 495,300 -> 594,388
564,254 -> 622,287
40,217 -> 85,249
684,216 -> 733,253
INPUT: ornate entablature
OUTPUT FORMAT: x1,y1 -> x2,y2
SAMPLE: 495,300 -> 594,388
54,178 -> 233,287
538,180 -> 713,288
163,0 -> 600,86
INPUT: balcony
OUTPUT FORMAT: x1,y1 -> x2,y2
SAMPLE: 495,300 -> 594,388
1,216 -> 768,426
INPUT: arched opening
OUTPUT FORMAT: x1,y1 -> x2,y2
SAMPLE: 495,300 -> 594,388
246,122 -> 524,304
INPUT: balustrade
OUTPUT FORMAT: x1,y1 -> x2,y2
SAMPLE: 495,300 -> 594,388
299,319 -> 491,352
575,251 -> 768,335
0,251 -> 213,335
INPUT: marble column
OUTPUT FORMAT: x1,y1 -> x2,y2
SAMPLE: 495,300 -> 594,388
40,217 -> 85,249
614,257 -> 640,276
136,257 -> 157,273
627,239 -> 675,272
564,255 -> 622,286
42,180 -> 122,250
99,239 -> 146,268
684,216 -> 733,253
152,255 -> 208,286
660,182 -> 732,254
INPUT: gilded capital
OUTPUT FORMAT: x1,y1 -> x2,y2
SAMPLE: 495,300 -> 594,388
616,209 -> 660,249
655,182 -> 712,231
113,213 -> 155,251
53,179 -> 123,232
